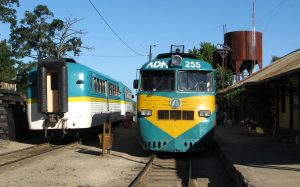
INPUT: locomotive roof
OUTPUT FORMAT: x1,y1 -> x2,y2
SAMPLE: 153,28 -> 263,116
140,53 -> 213,71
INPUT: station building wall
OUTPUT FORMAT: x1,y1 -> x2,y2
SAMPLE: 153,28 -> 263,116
278,75 -> 299,130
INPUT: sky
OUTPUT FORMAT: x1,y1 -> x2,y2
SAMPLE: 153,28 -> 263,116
0,0 -> 299,91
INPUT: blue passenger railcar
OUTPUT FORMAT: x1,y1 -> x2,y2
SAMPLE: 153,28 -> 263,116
27,58 -> 133,136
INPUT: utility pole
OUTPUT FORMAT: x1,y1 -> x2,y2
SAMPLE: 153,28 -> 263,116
251,0 -> 257,72
149,44 -> 156,62
217,44 -> 231,89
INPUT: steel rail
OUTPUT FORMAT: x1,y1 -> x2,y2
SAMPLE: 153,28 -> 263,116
129,154 -> 156,187
0,142 -> 76,168
0,143 -> 48,157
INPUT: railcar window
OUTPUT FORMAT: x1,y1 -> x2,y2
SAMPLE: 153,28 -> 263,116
94,77 -> 97,92
97,79 -> 101,93
117,86 -> 120,96
125,89 -> 132,99
140,70 -> 175,91
100,80 -> 104,93
178,71 -> 212,92
109,83 -> 118,96
99,80 -> 102,93
93,77 -> 106,94
108,83 -> 111,95
89,75 -> 93,91
50,72 -> 58,90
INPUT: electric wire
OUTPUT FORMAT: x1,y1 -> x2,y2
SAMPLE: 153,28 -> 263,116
80,54 -> 147,58
259,0 -> 290,31
88,0 -> 145,56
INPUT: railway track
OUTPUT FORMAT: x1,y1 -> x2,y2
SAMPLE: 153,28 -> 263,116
130,155 -> 193,187
130,150 -> 234,187
0,142 -> 75,168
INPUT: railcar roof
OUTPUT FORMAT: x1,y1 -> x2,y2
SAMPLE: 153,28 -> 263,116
72,62 -> 121,84
31,58 -> 130,89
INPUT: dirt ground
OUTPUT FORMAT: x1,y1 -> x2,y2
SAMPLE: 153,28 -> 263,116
0,124 -> 149,187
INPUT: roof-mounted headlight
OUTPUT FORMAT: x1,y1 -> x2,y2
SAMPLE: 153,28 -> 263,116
172,55 -> 182,66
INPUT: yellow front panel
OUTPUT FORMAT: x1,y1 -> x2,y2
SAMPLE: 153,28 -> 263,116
138,95 -> 215,138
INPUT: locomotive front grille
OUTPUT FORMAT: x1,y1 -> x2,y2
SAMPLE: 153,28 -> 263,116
158,110 -> 194,120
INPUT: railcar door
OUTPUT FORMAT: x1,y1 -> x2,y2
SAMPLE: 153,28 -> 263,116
46,71 -> 59,113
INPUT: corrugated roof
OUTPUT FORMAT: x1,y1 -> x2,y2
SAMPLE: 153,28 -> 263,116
220,49 -> 300,93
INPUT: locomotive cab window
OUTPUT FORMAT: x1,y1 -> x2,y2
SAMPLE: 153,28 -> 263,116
140,70 -> 175,91
178,71 -> 212,92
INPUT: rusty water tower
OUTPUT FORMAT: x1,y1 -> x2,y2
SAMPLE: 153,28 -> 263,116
224,31 -> 262,77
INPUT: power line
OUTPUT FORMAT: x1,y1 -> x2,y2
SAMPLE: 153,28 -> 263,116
88,0 -> 145,56
80,54 -> 147,58
258,0 -> 290,31
258,0 -> 287,22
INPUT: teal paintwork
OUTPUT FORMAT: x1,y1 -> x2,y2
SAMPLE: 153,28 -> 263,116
119,82 -> 125,102
119,82 -> 133,102
141,57 -> 213,71
27,67 -> 38,99
138,112 -> 216,152
27,61 -> 128,101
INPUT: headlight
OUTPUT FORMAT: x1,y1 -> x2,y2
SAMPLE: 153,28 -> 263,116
172,55 -> 182,65
198,110 -> 211,117
140,109 -> 152,117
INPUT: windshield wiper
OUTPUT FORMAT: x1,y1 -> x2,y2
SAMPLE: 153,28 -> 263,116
147,88 -> 156,97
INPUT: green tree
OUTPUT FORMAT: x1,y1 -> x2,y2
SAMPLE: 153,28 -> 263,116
189,42 -> 233,91
9,5 -> 89,60
0,40 -> 16,82
189,42 -> 217,64
214,64 -> 233,90
50,17 -> 91,58
0,0 -> 19,26
15,61 -> 36,92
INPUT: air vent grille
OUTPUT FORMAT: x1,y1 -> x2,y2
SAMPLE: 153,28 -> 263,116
158,110 -> 194,120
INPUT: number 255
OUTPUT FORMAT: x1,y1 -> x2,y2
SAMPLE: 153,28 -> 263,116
186,61 -> 200,68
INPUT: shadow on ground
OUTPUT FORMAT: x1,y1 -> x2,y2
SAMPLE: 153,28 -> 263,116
79,123 -> 148,158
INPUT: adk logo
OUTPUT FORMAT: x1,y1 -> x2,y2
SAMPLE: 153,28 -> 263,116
170,98 -> 181,109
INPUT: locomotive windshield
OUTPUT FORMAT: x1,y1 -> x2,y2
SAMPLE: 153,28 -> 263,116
140,70 -> 175,91
178,71 -> 212,92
